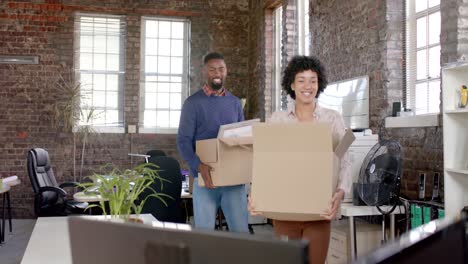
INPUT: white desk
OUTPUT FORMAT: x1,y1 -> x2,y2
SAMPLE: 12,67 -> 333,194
340,203 -> 405,260
21,214 -> 157,264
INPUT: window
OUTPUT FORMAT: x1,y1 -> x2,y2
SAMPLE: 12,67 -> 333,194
298,0 -> 310,56
140,17 -> 190,133
272,6 -> 283,111
74,13 -> 126,130
405,0 -> 441,115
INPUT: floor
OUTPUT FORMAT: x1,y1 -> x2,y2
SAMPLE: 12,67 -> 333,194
0,219 -> 36,264
0,218 -> 273,264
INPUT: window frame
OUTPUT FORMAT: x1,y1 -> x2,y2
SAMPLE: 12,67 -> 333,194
297,0 -> 310,56
139,16 -> 191,134
74,12 -> 126,133
272,6 -> 283,112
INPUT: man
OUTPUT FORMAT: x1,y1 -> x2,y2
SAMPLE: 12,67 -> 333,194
177,52 -> 248,232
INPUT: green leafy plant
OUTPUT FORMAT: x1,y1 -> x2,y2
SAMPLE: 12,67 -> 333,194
80,163 -> 173,222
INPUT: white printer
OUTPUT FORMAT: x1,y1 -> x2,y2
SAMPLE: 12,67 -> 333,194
344,129 -> 379,203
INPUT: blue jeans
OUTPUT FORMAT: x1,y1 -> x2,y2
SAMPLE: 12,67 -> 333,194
192,180 -> 249,233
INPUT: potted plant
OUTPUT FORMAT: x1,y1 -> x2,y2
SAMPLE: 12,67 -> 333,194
80,163 -> 173,222
52,71 -> 99,183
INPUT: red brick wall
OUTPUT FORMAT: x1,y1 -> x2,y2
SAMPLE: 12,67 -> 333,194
0,0 -> 250,218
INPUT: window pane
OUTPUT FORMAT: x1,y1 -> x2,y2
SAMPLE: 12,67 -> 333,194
159,76 -> 170,82
415,82 -> 428,114
158,56 -> 170,74
80,36 -> 93,52
80,73 -> 93,89
107,54 -> 119,71
415,0 -> 427,13
94,74 -> 106,91
171,82 -> 181,93
170,93 -> 181,110
107,74 -> 118,91
159,21 -> 171,38
107,92 -> 118,108
428,0 -> 439,8
416,17 -> 427,48
80,53 -> 93,70
171,39 -> 184,56
93,91 -> 106,107
94,35 -> 106,53
145,56 -> 157,72
106,110 -> 119,125
170,111 -> 180,128
146,21 -> 158,38
417,49 -> 427,80
145,82 -> 157,93
158,82 -> 170,92
157,93 -> 170,108
94,110 -> 106,126
172,22 -> 184,39
81,93 -> 92,107
144,110 -> 157,127
156,111 -> 169,127
428,80 -> 440,113
428,12 -> 440,45
94,53 -> 106,70
171,76 -> 181,82
158,39 -> 171,56
145,92 -> 157,109
428,45 -> 440,78
146,38 -> 157,55
107,36 -> 120,54
171,57 -> 183,74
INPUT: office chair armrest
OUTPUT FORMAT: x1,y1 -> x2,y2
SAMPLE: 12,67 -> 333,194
59,181 -> 80,189
38,186 -> 67,197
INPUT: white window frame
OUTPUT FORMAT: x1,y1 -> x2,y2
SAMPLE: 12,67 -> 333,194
139,16 -> 190,134
272,6 -> 283,112
405,0 -> 441,115
297,0 -> 310,56
74,13 -> 126,133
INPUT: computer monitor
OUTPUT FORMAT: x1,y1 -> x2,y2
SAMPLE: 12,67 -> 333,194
354,216 -> 467,264
68,217 -> 308,264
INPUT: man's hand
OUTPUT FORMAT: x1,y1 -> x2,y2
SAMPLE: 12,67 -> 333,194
321,189 -> 345,220
198,162 -> 215,188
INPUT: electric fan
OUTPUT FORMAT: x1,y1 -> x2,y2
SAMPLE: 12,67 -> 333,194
356,140 -> 402,241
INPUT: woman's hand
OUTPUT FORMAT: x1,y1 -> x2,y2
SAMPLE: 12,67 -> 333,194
321,189 -> 345,220
248,195 -> 263,216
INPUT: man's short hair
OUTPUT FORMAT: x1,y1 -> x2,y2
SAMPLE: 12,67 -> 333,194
203,52 -> 225,65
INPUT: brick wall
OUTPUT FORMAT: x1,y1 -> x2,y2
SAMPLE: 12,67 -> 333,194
0,0 -> 249,218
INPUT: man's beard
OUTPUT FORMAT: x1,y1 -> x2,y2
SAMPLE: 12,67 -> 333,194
210,79 -> 223,91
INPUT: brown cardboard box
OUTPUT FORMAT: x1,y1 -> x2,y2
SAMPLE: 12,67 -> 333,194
251,122 -> 355,221
196,119 -> 260,187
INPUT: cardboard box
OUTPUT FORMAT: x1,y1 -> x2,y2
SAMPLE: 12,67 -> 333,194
196,119 -> 260,187
251,122 -> 355,221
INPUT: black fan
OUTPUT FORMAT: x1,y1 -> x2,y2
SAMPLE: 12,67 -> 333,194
356,140 -> 402,241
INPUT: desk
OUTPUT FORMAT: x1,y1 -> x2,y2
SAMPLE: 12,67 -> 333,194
340,203 -> 405,260
21,214 -> 157,264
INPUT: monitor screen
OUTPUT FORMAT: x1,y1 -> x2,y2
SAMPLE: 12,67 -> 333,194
68,217 -> 308,264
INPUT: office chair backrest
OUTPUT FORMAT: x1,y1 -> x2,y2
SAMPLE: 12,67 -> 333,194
146,149 -> 166,158
27,148 -> 61,210
141,156 -> 183,223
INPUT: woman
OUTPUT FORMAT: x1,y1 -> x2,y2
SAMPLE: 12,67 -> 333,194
249,55 -> 352,264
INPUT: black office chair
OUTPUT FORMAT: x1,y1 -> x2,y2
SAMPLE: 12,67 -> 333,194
140,156 -> 184,223
146,149 -> 166,158
27,148 -> 88,216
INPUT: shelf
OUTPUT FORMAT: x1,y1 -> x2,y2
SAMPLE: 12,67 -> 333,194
444,108 -> 468,114
445,168 -> 468,175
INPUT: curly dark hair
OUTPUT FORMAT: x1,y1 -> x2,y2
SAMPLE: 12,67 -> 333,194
281,55 -> 328,100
